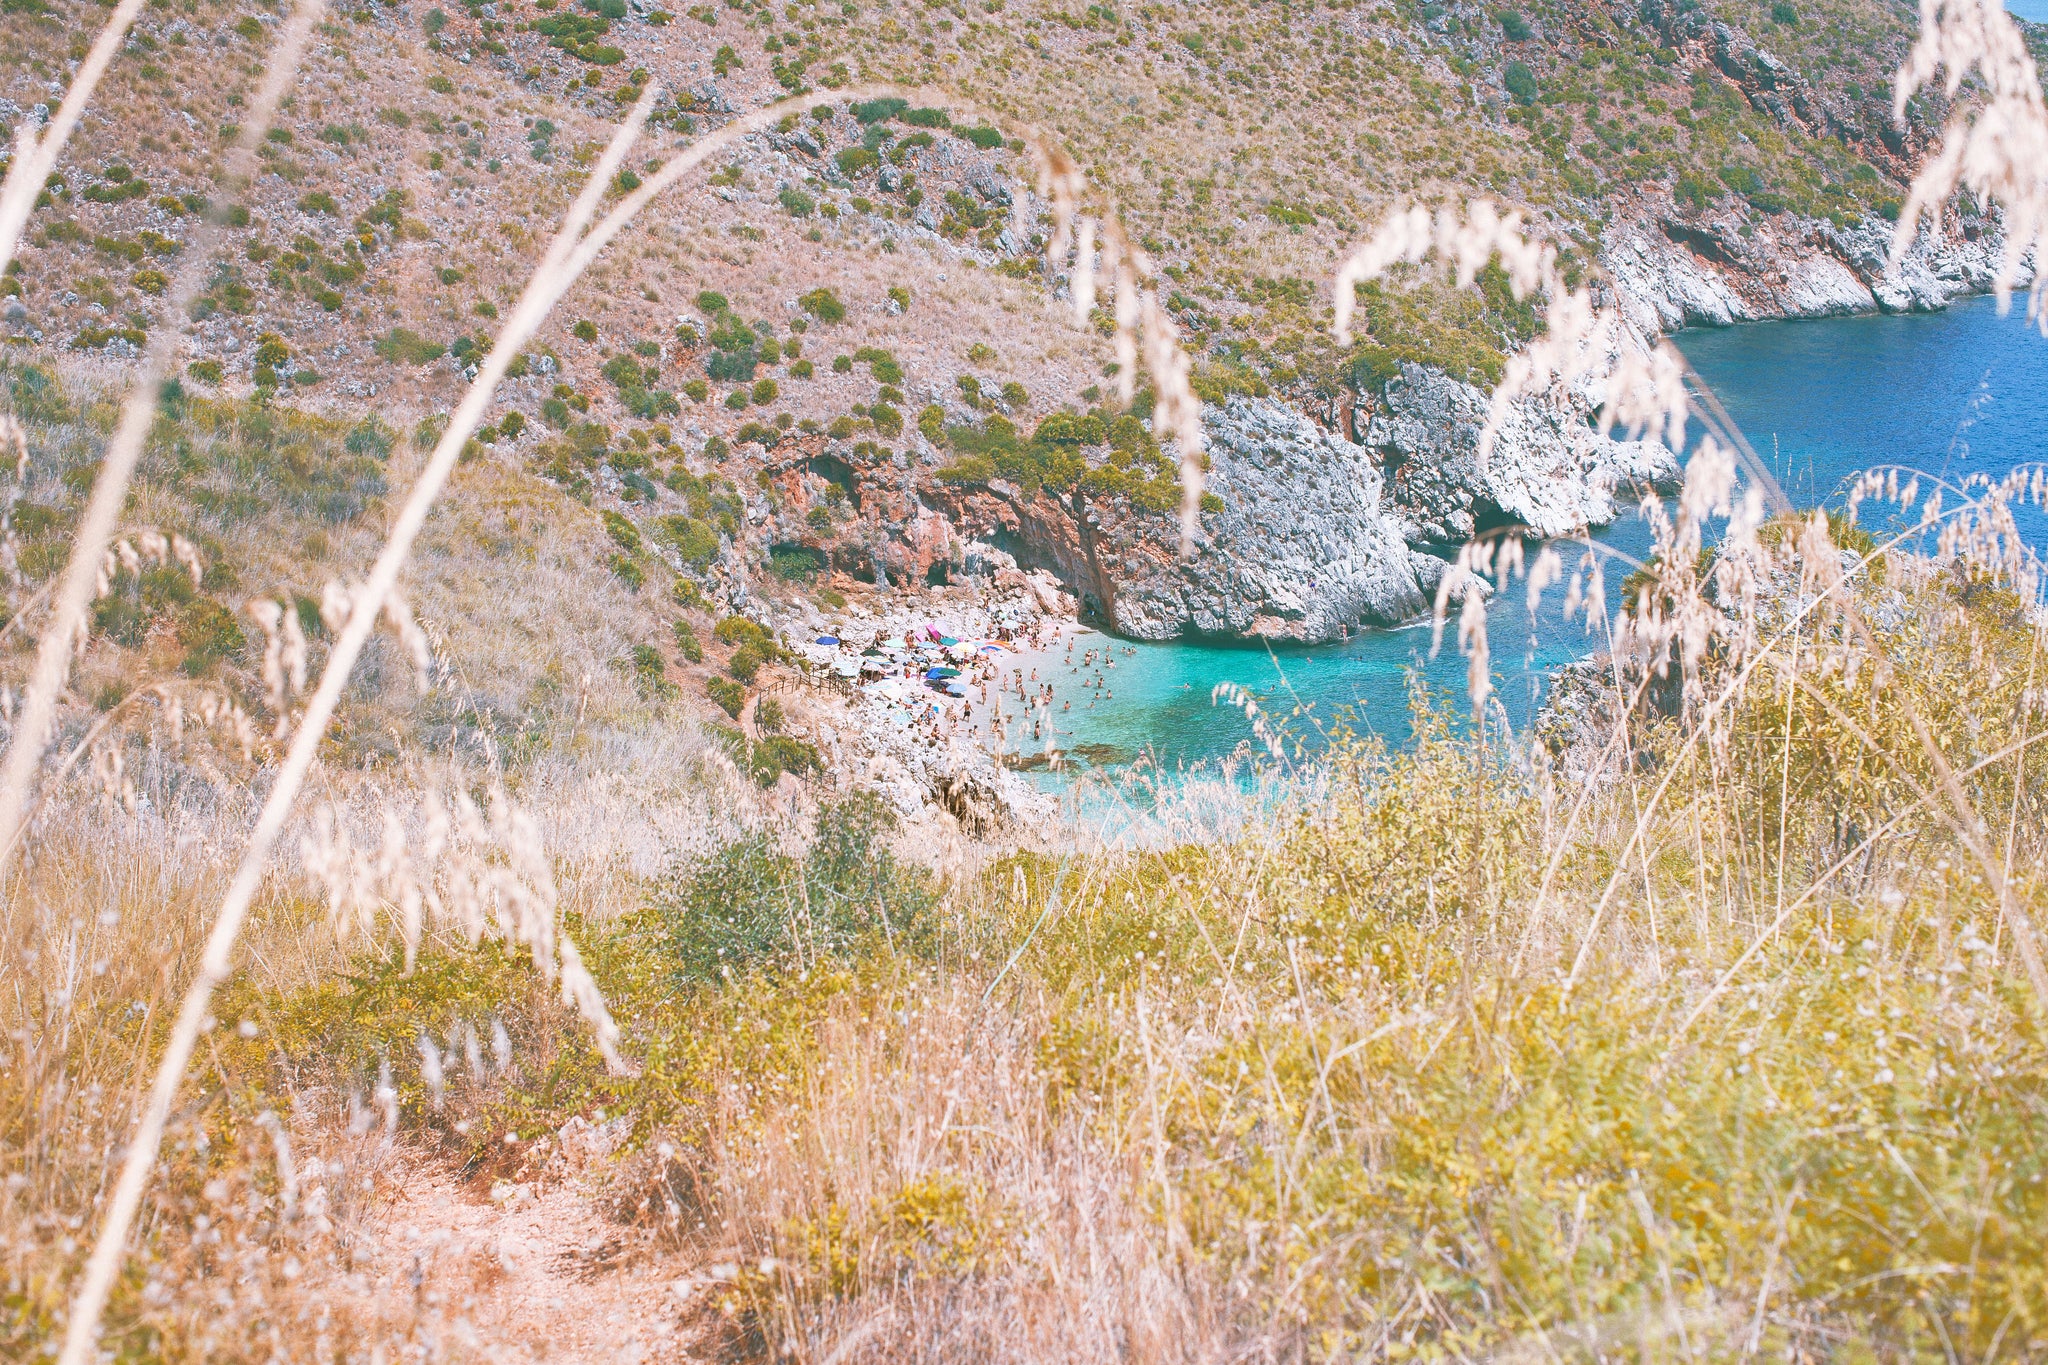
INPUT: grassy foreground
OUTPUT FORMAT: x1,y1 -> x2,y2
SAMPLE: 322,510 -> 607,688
6,529 -> 2044,1362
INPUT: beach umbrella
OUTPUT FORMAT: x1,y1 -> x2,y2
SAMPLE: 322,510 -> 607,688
815,635 -> 840,646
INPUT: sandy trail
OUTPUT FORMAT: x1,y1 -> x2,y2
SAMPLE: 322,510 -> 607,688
340,1132 -> 728,1362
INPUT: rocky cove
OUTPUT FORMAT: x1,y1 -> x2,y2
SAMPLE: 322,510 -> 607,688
734,194 -> 2031,666
696,200 -> 2040,823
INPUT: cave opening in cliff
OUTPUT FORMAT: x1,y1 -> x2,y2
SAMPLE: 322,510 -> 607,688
1468,498 -> 1524,542
831,546 -> 883,584
984,527 -> 1074,587
804,454 -> 863,509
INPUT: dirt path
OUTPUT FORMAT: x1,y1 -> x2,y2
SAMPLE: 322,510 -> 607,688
344,1128 -> 729,1362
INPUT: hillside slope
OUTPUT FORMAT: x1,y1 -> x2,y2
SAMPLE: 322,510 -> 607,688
0,0 -> 2034,672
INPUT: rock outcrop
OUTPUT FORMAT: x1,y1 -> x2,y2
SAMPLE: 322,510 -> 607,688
1359,364 -> 1680,544
763,392 -> 1681,645
1084,397 -> 1440,642
1602,207 -> 2028,334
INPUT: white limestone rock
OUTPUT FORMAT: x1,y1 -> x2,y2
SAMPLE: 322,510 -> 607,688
1093,397 -> 1442,642
1360,364 -> 1679,542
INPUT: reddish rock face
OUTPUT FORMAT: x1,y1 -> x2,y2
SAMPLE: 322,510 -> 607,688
736,388 -> 1671,642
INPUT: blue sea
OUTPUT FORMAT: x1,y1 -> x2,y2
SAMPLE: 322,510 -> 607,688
1022,293 -> 2048,783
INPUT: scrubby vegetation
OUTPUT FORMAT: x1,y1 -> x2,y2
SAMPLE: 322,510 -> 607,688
5,0 -> 2047,1357
25,529 -> 2046,1359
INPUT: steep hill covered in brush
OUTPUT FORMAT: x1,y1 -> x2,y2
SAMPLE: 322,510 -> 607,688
0,0 -> 2034,651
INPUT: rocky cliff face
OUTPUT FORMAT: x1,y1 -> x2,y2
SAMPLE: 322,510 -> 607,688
1360,362 -> 1679,544
770,392 -> 1678,645
1079,398 -> 1440,642
1602,206 -> 2027,334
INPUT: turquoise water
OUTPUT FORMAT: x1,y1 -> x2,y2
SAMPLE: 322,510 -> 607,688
1029,293 -> 2048,781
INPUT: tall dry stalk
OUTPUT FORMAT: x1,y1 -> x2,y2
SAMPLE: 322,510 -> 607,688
1325,190 -> 2048,1022
0,0 -> 329,881
51,78 -> 1202,1362
1891,0 -> 2048,328
0,0 -> 150,281
48,75 -> 656,1365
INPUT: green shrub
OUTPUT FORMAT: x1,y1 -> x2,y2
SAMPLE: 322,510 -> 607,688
1503,61 -> 1538,105
854,347 -> 902,384
673,618 -> 704,662
1343,347 -> 1404,397
1498,9 -> 1531,40
728,643 -> 763,684
852,96 -> 908,124
603,511 -> 644,554
630,642 -> 677,700
344,419 -> 396,459
374,328 -> 446,365
649,791 -> 933,982
799,287 -> 846,323
956,124 -> 1003,149
835,147 -> 878,176
888,133 -> 933,165
903,106 -> 950,128
707,349 -> 756,383
177,598 -> 244,674
659,515 -> 724,568
1673,172 -> 1719,208
938,454 -> 996,486
779,187 -> 815,217
1718,164 -> 1766,197
749,734 -> 820,785
715,615 -> 771,649
706,674 -> 745,717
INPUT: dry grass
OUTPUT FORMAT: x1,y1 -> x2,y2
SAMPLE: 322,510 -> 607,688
2,1 -> 2047,1361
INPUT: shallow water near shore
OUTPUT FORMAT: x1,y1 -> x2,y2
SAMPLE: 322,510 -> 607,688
1013,293 -> 2048,791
